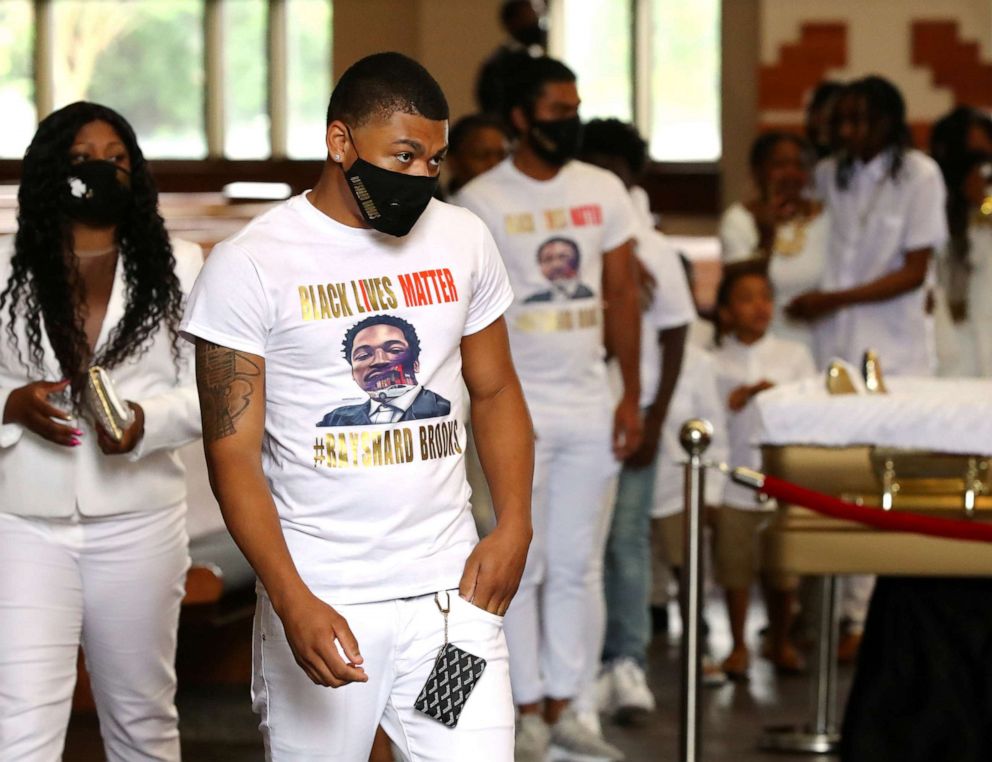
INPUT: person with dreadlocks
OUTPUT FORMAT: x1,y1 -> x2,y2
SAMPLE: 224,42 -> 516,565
0,102 -> 203,760
788,75 -> 948,376
787,77 -> 948,661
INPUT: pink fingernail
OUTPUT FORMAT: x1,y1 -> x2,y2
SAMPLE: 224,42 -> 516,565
72,429 -> 83,436
70,439 -> 81,446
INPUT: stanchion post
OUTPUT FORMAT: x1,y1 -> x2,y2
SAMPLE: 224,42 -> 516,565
679,419 -> 712,762
758,573 -> 841,753
813,575 -> 839,736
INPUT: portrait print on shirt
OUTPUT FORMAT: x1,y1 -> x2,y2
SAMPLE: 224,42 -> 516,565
524,236 -> 595,303
317,314 -> 451,427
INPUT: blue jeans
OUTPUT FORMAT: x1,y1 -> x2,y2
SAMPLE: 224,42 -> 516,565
602,453 -> 659,668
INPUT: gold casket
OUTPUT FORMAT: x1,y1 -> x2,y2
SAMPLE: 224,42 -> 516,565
755,374 -> 992,577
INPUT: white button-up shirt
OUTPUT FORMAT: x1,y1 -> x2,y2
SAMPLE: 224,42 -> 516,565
712,334 -> 817,510
815,148 -> 948,375
368,384 -> 423,424
0,238 -> 204,518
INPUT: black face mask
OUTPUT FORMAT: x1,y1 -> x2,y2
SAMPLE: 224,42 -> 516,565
65,160 -> 132,227
529,116 -> 583,166
343,130 -> 438,237
515,22 -> 547,49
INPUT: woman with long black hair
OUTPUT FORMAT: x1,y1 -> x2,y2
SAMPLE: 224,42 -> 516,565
0,102 -> 202,761
930,107 -> 992,376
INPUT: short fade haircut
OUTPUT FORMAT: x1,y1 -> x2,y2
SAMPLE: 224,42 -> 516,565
326,52 -> 449,128
716,259 -> 772,310
503,56 -> 576,126
714,259 -> 771,346
342,314 -> 421,365
580,118 -> 648,176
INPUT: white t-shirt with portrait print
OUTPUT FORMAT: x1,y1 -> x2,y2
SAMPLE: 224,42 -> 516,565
180,193 -> 514,605
454,158 -> 638,419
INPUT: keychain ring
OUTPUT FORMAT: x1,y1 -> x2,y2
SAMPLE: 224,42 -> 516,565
434,590 -> 451,614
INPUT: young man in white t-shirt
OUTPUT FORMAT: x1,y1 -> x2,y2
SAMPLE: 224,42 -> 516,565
455,58 -> 641,762
181,53 -> 533,762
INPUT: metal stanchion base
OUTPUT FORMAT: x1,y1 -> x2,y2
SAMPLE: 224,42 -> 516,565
759,725 -> 841,754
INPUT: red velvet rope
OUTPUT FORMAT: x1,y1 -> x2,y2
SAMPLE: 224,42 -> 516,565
757,474 -> 992,544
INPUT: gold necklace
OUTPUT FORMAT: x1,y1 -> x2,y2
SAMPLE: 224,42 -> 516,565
74,245 -> 118,260
976,196 -> 992,226
773,216 -> 809,257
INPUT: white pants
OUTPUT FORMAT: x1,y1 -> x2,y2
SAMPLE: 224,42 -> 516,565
0,505 -> 189,762
252,589 -> 513,761
841,574 -> 875,631
503,412 -> 619,704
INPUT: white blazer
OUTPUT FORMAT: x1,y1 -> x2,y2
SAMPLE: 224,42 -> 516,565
0,236 -> 204,518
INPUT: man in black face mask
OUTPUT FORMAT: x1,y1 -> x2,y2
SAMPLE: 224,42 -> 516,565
184,52 -> 534,762
476,0 -> 547,118
455,56 -> 641,762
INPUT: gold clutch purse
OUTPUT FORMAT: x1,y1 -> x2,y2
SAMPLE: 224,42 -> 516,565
85,366 -> 134,441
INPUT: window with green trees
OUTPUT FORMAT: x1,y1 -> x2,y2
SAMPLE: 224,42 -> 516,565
0,0 -> 332,160
553,0 -> 721,162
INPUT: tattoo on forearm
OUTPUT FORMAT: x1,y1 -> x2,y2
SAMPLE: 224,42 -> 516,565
196,340 -> 262,442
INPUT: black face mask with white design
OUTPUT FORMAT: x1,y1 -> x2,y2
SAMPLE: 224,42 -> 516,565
65,160 -> 132,227
342,128 -> 439,237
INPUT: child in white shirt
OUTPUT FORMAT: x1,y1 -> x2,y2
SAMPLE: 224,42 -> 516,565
711,261 -> 817,680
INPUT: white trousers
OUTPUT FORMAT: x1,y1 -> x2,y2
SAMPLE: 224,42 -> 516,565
252,589 -> 513,762
502,412 -> 619,705
841,574 -> 875,631
0,505 -> 189,762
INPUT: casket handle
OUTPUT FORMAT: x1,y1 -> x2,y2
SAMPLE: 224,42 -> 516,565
881,459 -> 897,511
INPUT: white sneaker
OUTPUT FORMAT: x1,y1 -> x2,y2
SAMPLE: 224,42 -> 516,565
515,713 -> 551,762
575,708 -> 603,737
594,668 -> 617,715
550,708 -> 625,761
610,658 -> 656,725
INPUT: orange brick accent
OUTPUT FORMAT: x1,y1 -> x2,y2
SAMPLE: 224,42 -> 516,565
759,22 -> 848,111
759,121 -> 933,151
912,20 -> 992,108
